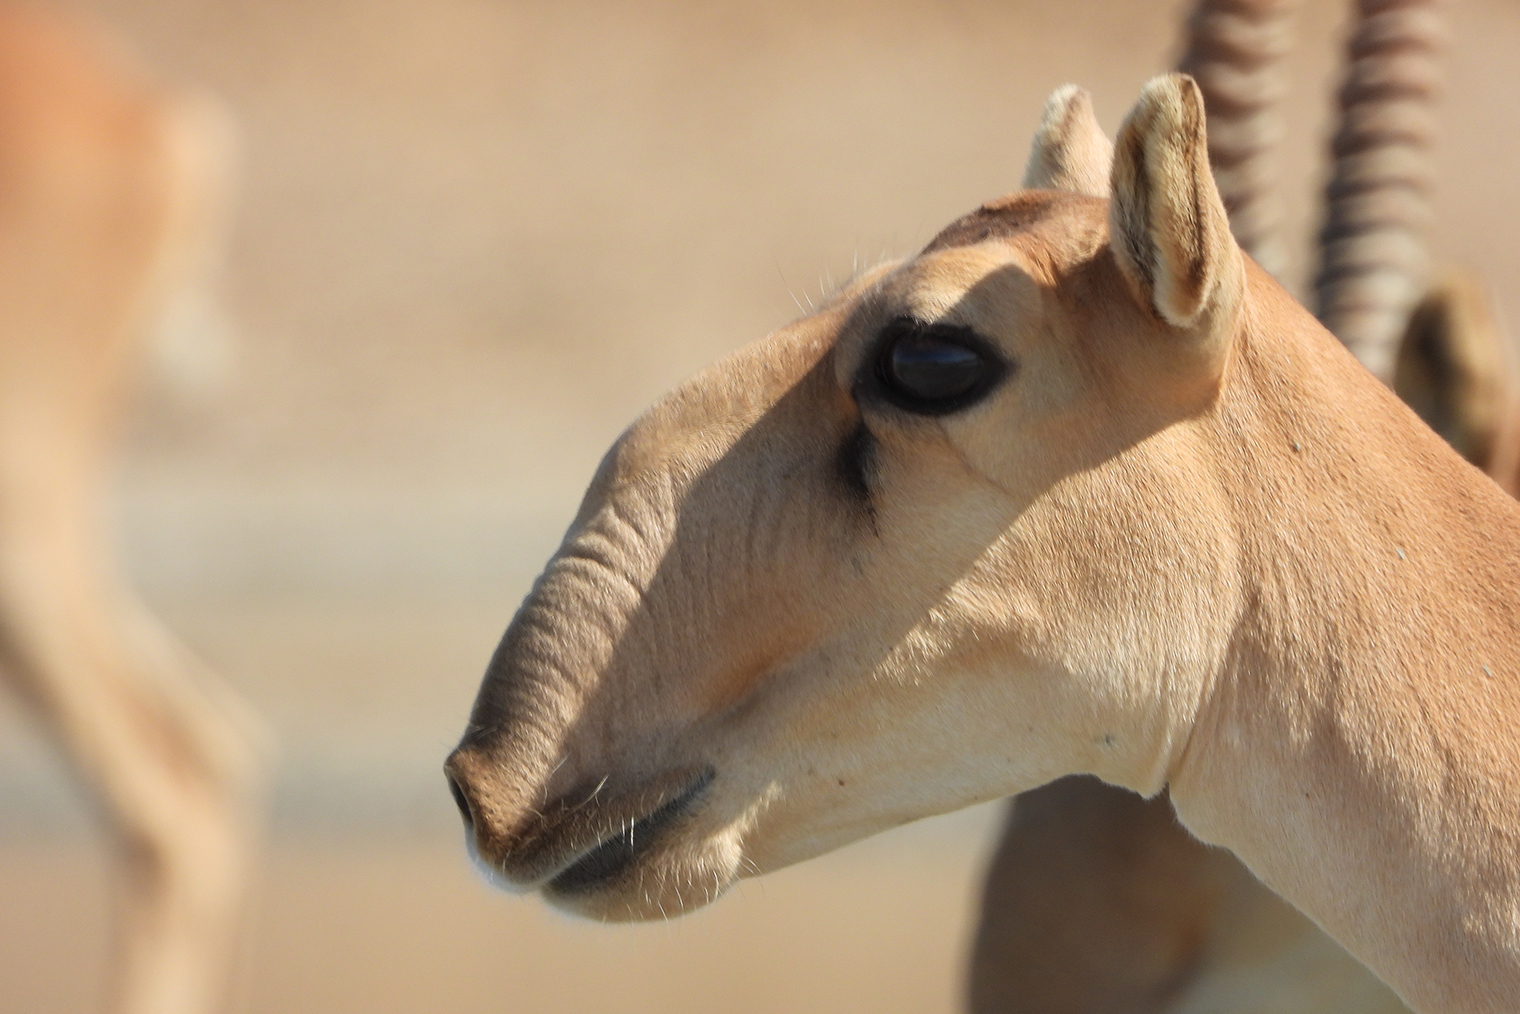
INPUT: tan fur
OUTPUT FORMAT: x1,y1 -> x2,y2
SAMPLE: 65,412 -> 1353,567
0,9 -> 263,1013
970,778 -> 1412,1014
965,273 -> 1513,1014
973,0 -> 1480,999
1110,76 -> 1241,331
968,779 -> 1236,1014
449,73 -> 1520,1013
969,276 -> 1518,1014
1021,86 -> 1112,198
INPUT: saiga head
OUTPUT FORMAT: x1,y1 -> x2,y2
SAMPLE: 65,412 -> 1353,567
447,76 -> 1255,920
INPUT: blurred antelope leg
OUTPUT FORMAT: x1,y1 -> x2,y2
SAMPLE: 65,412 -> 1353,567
967,778 -> 1411,1014
0,588 -> 261,1014
0,8 -> 264,1014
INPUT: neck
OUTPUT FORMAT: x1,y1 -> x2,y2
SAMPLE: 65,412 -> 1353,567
1170,278 -> 1520,1014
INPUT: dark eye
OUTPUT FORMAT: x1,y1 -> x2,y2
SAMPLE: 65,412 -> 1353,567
874,319 -> 1007,414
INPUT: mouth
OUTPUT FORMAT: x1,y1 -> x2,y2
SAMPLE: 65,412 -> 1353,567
461,765 -> 717,897
545,768 -> 715,895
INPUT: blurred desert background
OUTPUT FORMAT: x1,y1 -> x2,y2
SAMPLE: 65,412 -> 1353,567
1,0 -> 1518,1011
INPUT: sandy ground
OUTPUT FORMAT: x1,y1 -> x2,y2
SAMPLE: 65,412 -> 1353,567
3,0 -> 1520,1009
0,586 -> 1001,1014
0,821 -> 995,1014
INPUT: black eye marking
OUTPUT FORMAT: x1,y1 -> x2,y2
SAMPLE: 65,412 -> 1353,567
836,419 -> 876,511
871,317 -> 1009,415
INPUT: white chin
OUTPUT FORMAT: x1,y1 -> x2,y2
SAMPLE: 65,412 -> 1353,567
464,828 -> 533,895
545,829 -> 747,922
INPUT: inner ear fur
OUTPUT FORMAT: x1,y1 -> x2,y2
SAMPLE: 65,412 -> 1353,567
1022,85 -> 1113,197
1109,74 -> 1242,332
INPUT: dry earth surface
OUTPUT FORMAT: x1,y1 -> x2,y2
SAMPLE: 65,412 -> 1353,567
2,0 -> 1519,1010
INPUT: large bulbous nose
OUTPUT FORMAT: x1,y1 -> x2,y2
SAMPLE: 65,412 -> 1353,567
443,745 -> 509,848
445,744 -> 540,891
445,761 -> 475,829
446,736 -> 721,900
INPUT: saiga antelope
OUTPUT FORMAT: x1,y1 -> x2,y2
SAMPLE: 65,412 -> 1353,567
448,70 -> 1520,1014
0,9 -> 262,1014
973,0 -> 1478,1010
968,272 -> 1516,1014
968,276 -> 1516,1014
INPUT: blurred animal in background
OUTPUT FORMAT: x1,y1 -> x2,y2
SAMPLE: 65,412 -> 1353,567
0,7 -> 263,1014
971,0 -> 1516,1012
1394,273 -> 1520,491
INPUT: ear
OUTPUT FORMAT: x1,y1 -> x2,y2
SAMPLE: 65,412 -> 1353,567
1022,85 -> 1113,197
1393,272 -> 1514,472
1109,74 -> 1241,330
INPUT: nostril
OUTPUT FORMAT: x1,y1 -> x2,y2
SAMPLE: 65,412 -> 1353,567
446,770 -> 475,828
